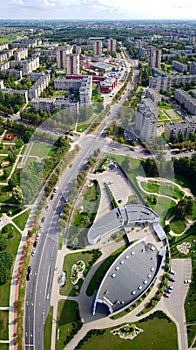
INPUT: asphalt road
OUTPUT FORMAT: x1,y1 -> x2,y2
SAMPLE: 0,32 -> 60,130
24,56 -> 140,349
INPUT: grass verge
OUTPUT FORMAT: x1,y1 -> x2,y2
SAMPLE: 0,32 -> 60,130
56,300 -> 82,350
44,306 -> 53,350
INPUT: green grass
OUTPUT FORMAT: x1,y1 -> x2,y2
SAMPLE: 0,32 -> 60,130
86,245 -> 126,296
0,344 -> 9,350
185,259 -> 196,347
30,142 -> 53,158
0,311 -> 9,340
169,222 -> 196,259
140,180 -> 184,200
13,209 -> 30,231
56,300 -> 82,350
60,250 -> 102,297
170,218 -> 187,234
44,306 -> 53,350
76,312 -> 177,350
146,196 -> 176,225
0,224 -> 21,306
76,123 -> 89,132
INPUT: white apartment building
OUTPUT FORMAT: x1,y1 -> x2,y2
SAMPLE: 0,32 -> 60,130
149,74 -> 196,92
14,48 -> 28,61
79,76 -> 92,104
107,38 -> 116,53
135,98 -> 158,143
174,88 -> 196,115
28,73 -> 50,100
93,40 -> 103,56
148,46 -> 161,68
31,97 -> 79,115
21,56 -> 40,75
56,45 -> 73,69
66,54 -> 80,75
146,88 -> 162,104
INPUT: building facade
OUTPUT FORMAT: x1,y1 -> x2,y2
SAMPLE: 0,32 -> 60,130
148,47 -> 161,68
66,54 -> 80,75
135,98 -> 158,143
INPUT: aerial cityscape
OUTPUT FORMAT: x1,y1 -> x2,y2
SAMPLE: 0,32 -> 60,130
0,3 -> 195,350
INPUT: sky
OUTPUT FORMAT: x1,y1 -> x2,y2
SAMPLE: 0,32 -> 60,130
0,0 -> 195,20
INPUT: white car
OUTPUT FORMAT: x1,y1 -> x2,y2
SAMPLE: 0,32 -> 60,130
31,249 -> 36,256
184,279 -> 191,284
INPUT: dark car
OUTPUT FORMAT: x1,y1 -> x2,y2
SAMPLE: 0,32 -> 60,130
50,194 -> 54,200
41,217 -> 45,223
33,240 -> 37,248
27,265 -> 32,274
26,273 -> 31,281
169,277 -> 175,283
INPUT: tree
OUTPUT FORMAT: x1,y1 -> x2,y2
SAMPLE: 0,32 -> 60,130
0,237 -> 7,251
22,131 -> 33,143
164,224 -> 171,235
0,251 -> 13,285
12,186 -> 23,204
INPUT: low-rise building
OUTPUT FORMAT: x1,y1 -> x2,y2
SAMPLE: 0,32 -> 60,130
146,88 -> 162,104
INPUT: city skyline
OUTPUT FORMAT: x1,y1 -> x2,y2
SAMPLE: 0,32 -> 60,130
0,0 -> 196,20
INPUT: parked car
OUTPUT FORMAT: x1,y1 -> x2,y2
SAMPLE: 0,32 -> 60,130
169,277 -> 175,283
163,292 -> 170,298
170,270 -> 176,275
36,233 -> 40,241
33,240 -> 37,248
27,265 -> 32,274
167,285 -> 173,290
184,279 -> 191,284
31,249 -> 36,257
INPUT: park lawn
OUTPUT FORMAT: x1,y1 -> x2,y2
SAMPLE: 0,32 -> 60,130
56,300 -> 82,350
169,222 -> 196,259
141,180 -> 184,200
146,196 -> 176,225
76,123 -> 89,132
0,344 -> 9,350
0,311 -> 9,340
86,245 -> 126,297
0,224 -> 21,306
76,314 -> 177,350
170,218 -> 187,234
44,306 -> 53,350
30,142 -> 53,158
13,209 -> 30,231
60,250 -> 101,297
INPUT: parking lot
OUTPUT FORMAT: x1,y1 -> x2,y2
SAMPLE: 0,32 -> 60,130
161,258 -> 192,350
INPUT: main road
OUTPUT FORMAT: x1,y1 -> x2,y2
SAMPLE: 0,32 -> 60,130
24,57 -> 139,350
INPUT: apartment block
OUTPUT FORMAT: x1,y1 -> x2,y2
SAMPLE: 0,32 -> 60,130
31,97 -> 79,115
1,69 -> 22,80
56,45 -> 73,69
172,60 -> 187,73
148,46 -> 161,68
66,54 -> 80,75
28,73 -> 50,100
149,74 -> 196,92
107,38 -> 116,53
146,88 -> 162,104
93,40 -> 103,56
14,48 -> 28,61
135,98 -> 158,143
0,88 -> 28,103
174,88 -> 196,115
165,115 -> 196,140
21,56 -> 40,75
79,76 -> 92,104
189,61 -> 196,75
